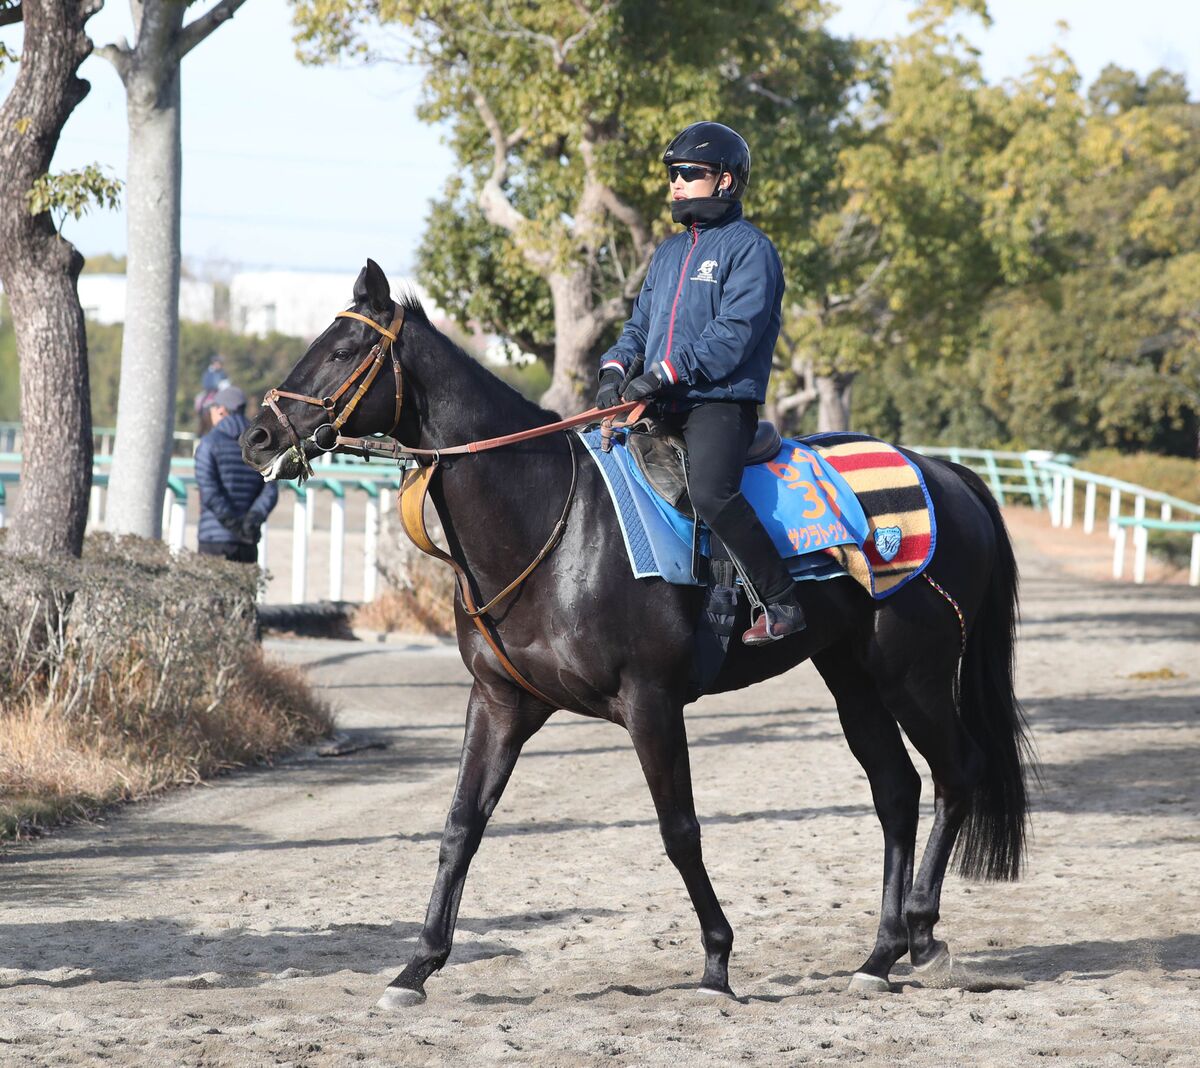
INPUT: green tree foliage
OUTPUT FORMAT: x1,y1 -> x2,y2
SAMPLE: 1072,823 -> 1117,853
86,320 -> 310,432
770,4 -> 1088,432
293,1 -> 1198,456
26,164 -> 121,228
970,72 -> 1200,456
293,0 -> 857,411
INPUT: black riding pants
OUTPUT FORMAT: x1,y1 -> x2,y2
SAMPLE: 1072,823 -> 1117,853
662,401 -> 794,604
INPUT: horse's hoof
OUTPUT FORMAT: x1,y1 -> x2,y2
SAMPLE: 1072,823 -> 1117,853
695,984 -> 736,999
912,942 -> 952,978
847,971 -> 891,993
376,985 -> 426,1010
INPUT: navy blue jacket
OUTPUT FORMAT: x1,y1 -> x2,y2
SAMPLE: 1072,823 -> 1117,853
599,202 -> 784,405
195,412 -> 278,545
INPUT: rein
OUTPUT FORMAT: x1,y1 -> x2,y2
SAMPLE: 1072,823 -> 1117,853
260,302 -> 643,707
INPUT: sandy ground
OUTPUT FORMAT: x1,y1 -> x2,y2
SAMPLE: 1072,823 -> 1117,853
1,520 -> 1199,1067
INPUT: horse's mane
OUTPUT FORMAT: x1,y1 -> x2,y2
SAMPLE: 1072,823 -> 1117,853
397,287 -> 560,425
394,286 -> 431,326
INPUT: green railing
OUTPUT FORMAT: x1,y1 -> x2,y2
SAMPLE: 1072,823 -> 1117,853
5,436 -> 1197,593
1111,515 -> 1200,586
902,446 -> 1071,508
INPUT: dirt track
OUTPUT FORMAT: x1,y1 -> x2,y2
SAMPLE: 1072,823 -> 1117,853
2,523 -> 1199,1066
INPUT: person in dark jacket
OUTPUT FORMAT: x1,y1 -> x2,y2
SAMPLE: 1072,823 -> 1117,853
195,385 -> 278,563
596,121 -> 805,644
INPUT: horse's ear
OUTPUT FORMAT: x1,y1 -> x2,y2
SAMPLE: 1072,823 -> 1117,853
352,258 -> 392,314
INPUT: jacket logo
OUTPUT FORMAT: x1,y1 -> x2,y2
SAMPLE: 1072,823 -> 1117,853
691,259 -> 719,283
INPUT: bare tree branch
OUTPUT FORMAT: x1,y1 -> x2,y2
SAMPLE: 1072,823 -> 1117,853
94,41 -> 133,82
470,86 -> 552,270
177,0 -> 248,58
827,255 -> 891,313
480,0 -> 610,71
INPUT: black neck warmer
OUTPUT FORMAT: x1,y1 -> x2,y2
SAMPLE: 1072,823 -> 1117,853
671,196 -> 742,229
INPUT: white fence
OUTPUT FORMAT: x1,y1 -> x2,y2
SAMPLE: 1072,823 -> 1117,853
3,440 -> 1197,598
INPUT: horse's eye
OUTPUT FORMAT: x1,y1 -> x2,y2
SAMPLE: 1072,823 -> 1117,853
330,349 -> 353,362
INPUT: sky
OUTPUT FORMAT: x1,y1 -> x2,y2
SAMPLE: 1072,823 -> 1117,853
2,0 -> 1197,283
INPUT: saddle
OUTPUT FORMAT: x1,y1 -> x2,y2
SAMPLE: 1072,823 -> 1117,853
625,420 -> 783,519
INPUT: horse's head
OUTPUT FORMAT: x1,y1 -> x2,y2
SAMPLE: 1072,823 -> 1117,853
241,259 -> 405,481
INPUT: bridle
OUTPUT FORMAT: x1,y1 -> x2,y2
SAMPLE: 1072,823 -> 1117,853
258,299 -> 646,709
262,304 -> 406,479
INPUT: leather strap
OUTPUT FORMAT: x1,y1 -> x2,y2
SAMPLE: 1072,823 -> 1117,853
334,309 -> 398,341
336,401 -> 648,462
397,443 -> 579,708
264,305 -> 405,464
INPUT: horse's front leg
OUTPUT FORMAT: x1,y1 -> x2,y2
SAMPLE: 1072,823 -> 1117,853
379,678 -> 550,1009
628,698 -> 735,997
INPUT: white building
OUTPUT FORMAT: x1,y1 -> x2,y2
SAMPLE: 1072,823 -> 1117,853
228,270 -> 452,342
76,274 -> 216,325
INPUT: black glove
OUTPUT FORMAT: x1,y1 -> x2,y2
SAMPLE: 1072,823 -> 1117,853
622,369 -> 664,402
595,369 -> 623,410
239,516 -> 263,543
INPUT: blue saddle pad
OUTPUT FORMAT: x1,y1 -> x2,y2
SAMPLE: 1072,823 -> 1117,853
578,429 -> 857,588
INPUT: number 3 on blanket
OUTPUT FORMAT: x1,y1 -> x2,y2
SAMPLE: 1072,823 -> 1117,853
766,447 -> 842,520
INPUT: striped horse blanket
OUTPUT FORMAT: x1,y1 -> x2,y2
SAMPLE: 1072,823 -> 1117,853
805,433 -> 936,597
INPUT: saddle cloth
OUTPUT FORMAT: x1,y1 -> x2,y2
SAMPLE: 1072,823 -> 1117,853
579,428 -> 935,598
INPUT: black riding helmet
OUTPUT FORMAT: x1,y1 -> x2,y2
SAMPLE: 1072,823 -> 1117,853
662,122 -> 751,200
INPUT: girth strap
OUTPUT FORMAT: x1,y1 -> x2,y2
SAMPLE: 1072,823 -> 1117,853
398,441 -> 580,707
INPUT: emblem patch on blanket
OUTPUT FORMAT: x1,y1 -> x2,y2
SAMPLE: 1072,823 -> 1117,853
805,433 -> 936,597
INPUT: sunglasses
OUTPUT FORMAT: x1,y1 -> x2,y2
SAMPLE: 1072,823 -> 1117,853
668,164 -> 716,183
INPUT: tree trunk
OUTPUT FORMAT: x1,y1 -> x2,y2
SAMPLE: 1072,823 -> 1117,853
105,39 -> 183,538
815,372 -> 855,433
0,0 -> 98,558
540,271 -> 600,417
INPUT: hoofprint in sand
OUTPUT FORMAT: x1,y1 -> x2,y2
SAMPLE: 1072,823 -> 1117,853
1,535 -> 1198,1066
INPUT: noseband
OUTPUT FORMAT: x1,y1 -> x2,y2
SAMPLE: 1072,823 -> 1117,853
263,303 -> 406,476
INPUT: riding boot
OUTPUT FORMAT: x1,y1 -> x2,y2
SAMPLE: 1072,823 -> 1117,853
741,586 -> 807,646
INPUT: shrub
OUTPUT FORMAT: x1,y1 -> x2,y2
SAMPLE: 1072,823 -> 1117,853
0,535 -> 334,838
1081,450 -> 1199,505
353,510 -> 456,637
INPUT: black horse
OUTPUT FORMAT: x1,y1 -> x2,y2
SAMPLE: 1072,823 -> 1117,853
241,260 -> 1032,1008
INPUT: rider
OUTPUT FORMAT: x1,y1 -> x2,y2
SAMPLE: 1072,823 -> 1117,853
595,121 -> 805,644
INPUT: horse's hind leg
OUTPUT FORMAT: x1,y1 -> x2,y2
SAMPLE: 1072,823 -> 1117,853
628,702 -> 735,996
378,678 -> 550,1009
879,671 -> 984,973
814,646 -> 921,991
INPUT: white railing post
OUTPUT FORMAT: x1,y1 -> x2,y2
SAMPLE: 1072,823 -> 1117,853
1113,527 -> 1126,579
329,494 -> 345,602
363,494 -> 379,603
1191,533 -> 1200,588
1108,488 -> 1120,536
1133,524 -> 1148,584
1161,502 -> 1172,523
1063,476 -> 1075,528
1050,473 -> 1063,527
89,485 -> 103,530
257,519 -> 269,603
168,497 -> 186,551
291,490 -> 308,604
1083,481 -> 1097,534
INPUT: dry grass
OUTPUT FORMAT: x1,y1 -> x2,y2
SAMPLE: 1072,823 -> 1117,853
353,516 -> 456,637
0,536 -> 334,839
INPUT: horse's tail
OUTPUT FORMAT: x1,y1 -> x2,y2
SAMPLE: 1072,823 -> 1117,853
951,465 -> 1036,882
